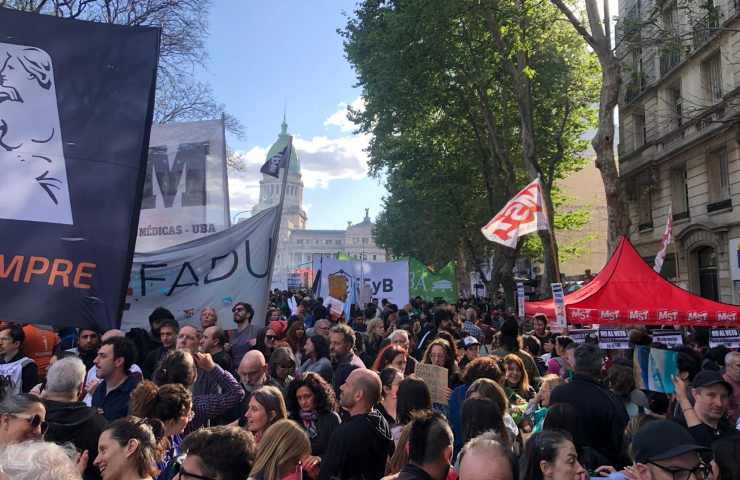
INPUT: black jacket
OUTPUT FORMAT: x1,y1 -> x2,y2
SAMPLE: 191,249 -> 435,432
43,399 -> 108,480
397,464 -> 435,480
319,409 -> 394,480
291,411 -> 341,458
550,374 -> 629,468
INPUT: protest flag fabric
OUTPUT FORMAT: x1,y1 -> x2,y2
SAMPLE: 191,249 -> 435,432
122,206 -> 280,330
481,177 -> 549,248
0,9 -> 160,331
409,258 -> 458,304
260,144 -> 291,178
654,206 -> 673,274
633,346 -> 678,394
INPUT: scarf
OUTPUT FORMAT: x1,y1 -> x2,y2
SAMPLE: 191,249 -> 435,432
299,410 -> 319,439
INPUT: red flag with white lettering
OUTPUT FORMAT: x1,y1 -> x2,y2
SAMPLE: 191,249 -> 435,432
481,178 -> 550,248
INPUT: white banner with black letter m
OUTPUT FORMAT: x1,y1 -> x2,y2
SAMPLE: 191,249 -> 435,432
122,206 -> 279,331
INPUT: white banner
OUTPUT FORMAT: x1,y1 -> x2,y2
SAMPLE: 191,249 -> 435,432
136,119 -> 230,253
516,282 -> 525,320
122,206 -> 278,331
551,282 -> 567,330
312,257 -> 409,307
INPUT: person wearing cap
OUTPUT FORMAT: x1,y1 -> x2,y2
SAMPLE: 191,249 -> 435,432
459,336 -> 480,370
622,420 -> 712,480
672,370 -> 737,450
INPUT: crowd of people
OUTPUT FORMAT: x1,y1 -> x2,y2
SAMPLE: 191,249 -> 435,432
0,293 -> 739,480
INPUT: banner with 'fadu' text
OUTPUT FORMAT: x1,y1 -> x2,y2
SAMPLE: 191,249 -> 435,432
0,9 -> 160,330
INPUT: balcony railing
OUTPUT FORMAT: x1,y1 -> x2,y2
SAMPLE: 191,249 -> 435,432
693,7 -> 720,49
624,74 -> 646,104
660,39 -> 682,75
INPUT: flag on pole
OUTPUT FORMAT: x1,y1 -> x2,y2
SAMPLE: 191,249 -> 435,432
481,177 -> 549,248
260,145 -> 290,178
654,206 -> 673,273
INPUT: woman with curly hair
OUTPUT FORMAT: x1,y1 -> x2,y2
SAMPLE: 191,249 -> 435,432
371,344 -> 408,373
285,372 -> 340,461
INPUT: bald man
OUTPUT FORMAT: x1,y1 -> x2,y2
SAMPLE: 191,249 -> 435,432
221,350 -> 274,424
319,368 -> 394,480
458,432 -> 515,480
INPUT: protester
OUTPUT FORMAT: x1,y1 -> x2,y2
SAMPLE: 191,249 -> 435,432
627,420 -> 712,480
312,319 -> 331,339
493,319 -> 540,387
503,354 -> 535,400
42,356 -> 107,480
330,324 -> 366,369
175,325 -> 200,355
529,315 -> 553,349
546,336 -> 574,378
722,351 -> 740,425
459,336 -> 480,370
268,347 -> 297,395
396,410 -> 454,480
0,324 -> 39,393
372,344 -> 408,373
200,326 -> 233,373
377,367 -> 403,429
297,334 -> 333,383
178,426 -> 256,480
0,385 -> 46,445
521,430 -> 586,480
523,374 -> 562,434
243,385 -> 287,443
229,302 -> 259,366
129,381 -> 192,479
457,432 -> 516,480
199,307 -> 218,330
285,321 -> 306,366
74,328 -> 101,371
142,318 -> 178,380
607,363 -> 649,419
461,397 -> 508,451
421,338 -> 461,390
0,440 -> 82,480
285,372 -> 340,460
395,375 -> 433,442
710,435 -> 740,480
91,337 -> 140,422
389,329 -> 418,375
672,370 -> 736,451
93,416 -> 164,480
21,324 -> 60,380
249,419 -> 313,480
152,350 -> 244,432
549,343 -> 628,467
363,318 -> 386,366
255,326 -> 279,361
319,368 -> 395,480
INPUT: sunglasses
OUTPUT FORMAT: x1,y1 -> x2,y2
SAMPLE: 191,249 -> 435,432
172,456 -> 217,480
10,413 -> 48,434
266,335 -> 276,340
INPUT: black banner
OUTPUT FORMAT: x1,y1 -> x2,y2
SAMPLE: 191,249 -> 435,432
0,9 -> 160,330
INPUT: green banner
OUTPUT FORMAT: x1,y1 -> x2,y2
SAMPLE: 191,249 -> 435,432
409,258 -> 458,303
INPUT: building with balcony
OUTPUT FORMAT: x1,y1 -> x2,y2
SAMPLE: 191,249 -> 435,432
618,0 -> 740,302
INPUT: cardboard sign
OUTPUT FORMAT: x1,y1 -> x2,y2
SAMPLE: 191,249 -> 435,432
710,328 -> 740,348
598,328 -> 630,349
415,362 -> 449,405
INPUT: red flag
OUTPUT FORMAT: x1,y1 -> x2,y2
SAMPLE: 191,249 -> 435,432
481,177 -> 549,248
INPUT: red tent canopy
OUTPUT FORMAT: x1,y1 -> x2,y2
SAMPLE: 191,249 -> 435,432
525,236 -> 740,326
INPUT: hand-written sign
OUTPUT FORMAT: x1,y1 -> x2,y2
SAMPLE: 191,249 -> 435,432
415,362 -> 448,405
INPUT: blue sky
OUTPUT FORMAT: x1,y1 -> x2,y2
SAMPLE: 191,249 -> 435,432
200,0 -> 386,229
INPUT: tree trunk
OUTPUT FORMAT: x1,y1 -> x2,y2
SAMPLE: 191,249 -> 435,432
593,56 -> 631,254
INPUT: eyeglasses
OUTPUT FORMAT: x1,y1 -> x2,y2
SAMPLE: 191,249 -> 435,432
265,335 -> 276,340
648,461 -> 712,480
10,413 -> 48,434
172,456 -> 217,480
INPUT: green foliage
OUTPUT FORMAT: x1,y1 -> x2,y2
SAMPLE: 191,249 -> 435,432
341,0 -> 599,277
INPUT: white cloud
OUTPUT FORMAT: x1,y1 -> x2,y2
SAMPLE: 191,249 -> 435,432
228,97 -> 371,215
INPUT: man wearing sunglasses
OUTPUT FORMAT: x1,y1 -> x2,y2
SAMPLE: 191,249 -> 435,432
627,420 -> 712,480
228,302 -> 258,367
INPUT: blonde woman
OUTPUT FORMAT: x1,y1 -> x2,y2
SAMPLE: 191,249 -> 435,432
362,319 -> 386,366
249,419 -> 312,480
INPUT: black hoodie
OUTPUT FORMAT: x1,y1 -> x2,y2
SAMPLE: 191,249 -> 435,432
319,409 -> 394,480
43,399 -> 108,480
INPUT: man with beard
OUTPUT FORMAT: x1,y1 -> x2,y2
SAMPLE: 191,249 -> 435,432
319,368 -> 394,480
74,328 -> 100,371
142,318 -> 178,379
398,410 -> 454,480
229,302 -> 259,366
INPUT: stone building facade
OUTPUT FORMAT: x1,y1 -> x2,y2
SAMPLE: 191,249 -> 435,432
251,119 -> 386,289
618,0 -> 740,302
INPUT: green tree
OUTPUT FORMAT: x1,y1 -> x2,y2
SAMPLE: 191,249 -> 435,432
342,0 -> 598,300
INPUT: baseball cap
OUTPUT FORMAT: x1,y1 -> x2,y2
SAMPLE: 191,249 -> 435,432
691,370 -> 733,392
631,420 -> 709,463
463,336 -> 480,348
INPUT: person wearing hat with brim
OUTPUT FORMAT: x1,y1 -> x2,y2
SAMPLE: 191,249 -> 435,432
458,336 -> 480,370
672,370 -> 737,450
621,420 -> 712,480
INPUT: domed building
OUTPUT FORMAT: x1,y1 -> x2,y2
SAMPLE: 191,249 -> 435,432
252,118 -> 386,290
